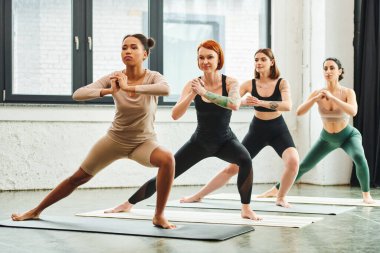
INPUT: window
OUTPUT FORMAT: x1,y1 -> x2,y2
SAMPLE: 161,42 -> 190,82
0,0 -> 270,104
12,0 -> 72,96
92,0 -> 149,80
161,0 -> 270,104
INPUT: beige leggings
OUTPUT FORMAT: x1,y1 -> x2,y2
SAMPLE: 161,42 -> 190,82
80,135 -> 159,176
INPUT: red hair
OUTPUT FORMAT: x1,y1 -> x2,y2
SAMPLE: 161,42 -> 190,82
197,40 -> 224,70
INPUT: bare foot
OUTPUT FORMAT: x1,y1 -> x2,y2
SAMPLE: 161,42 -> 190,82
256,186 -> 278,198
11,209 -> 40,221
363,197 -> 375,204
153,215 -> 176,229
276,197 -> 291,208
241,204 -> 262,221
362,192 -> 375,204
180,195 -> 202,203
104,201 -> 133,213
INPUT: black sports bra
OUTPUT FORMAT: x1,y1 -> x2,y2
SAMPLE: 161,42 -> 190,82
251,78 -> 282,112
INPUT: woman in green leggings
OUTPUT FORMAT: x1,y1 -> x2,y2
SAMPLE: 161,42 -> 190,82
260,57 -> 375,204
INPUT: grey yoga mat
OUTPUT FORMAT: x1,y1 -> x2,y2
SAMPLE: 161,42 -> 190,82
0,215 -> 254,241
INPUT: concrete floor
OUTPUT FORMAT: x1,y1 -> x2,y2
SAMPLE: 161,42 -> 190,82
0,184 -> 379,253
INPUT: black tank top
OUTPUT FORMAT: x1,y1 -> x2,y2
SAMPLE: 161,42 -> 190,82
251,78 -> 283,112
192,75 -> 234,143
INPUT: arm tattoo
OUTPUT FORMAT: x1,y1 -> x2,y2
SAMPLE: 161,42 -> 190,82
227,83 -> 240,106
203,82 -> 241,110
269,101 -> 279,110
204,91 -> 229,108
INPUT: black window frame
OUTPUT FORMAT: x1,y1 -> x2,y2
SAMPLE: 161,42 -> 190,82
0,0 -> 271,105
0,0 -> 5,103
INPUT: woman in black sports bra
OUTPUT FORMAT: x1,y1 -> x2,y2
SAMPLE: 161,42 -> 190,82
181,48 -> 299,208
106,39 -> 261,221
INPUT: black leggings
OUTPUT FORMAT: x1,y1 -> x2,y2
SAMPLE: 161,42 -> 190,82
128,137 -> 253,204
242,116 -> 295,159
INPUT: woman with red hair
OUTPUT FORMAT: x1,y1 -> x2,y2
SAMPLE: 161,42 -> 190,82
107,39 -> 261,220
181,48 -> 299,208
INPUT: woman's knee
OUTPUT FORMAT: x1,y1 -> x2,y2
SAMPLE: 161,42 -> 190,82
285,156 -> 299,173
150,146 -> 175,168
155,150 -> 175,170
68,168 -> 92,187
223,164 -> 240,176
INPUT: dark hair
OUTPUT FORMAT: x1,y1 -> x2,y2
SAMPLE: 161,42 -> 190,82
324,57 -> 344,81
197,39 -> 224,70
254,48 -> 280,79
122,34 -> 155,56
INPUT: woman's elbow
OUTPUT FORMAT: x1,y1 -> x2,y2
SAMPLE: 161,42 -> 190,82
171,110 -> 180,120
287,103 -> 292,111
171,114 -> 178,120
161,85 -> 170,96
72,92 -> 81,101
296,109 -> 304,116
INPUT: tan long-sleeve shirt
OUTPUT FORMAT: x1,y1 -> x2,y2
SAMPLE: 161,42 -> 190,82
72,69 -> 169,145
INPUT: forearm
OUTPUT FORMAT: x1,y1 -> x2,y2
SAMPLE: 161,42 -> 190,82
72,87 -> 103,101
296,99 -> 315,116
133,83 -> 170,96
331,97 -> 357,116
172,94 -> 193,120
73,75 -> 110,101
256,100 -> 292,111
203,91 -> 241,110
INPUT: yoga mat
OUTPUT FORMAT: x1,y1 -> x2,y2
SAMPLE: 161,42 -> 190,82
77,208 -> 323,228
0,215 -> 253,241
206,193 -> 380,207
162,199 -> 355,215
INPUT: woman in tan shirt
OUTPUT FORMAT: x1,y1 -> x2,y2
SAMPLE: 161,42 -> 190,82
11,34 -> 176,229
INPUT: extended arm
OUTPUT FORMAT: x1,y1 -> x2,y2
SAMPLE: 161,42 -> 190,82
296,90 -> 324,116
72,74 -> 114,101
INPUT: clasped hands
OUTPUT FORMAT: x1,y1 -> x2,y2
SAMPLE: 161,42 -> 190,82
191,78 -> 207,96
314,89 -> 333,101
242,95 -> 261,106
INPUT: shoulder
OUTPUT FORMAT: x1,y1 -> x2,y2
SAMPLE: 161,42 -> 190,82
344,87 -> 356,98
146,69 -> 164,78
225,76 -> 239,86
146,69 -> 168,83
146,69 -> 160,76
240,79 -> 253,93
343,86 -> 354,94
278,78 -> 289,89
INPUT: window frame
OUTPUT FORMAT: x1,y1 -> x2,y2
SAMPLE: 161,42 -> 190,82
0,0 -> 5,103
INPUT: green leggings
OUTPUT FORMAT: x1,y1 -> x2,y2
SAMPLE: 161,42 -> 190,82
276,124 -> 370,192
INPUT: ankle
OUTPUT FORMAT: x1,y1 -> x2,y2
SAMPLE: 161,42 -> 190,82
362,192 -> 371,198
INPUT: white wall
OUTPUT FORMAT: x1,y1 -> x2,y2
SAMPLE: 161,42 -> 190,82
0,0 -> 356,190
273,0 -> 354,186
